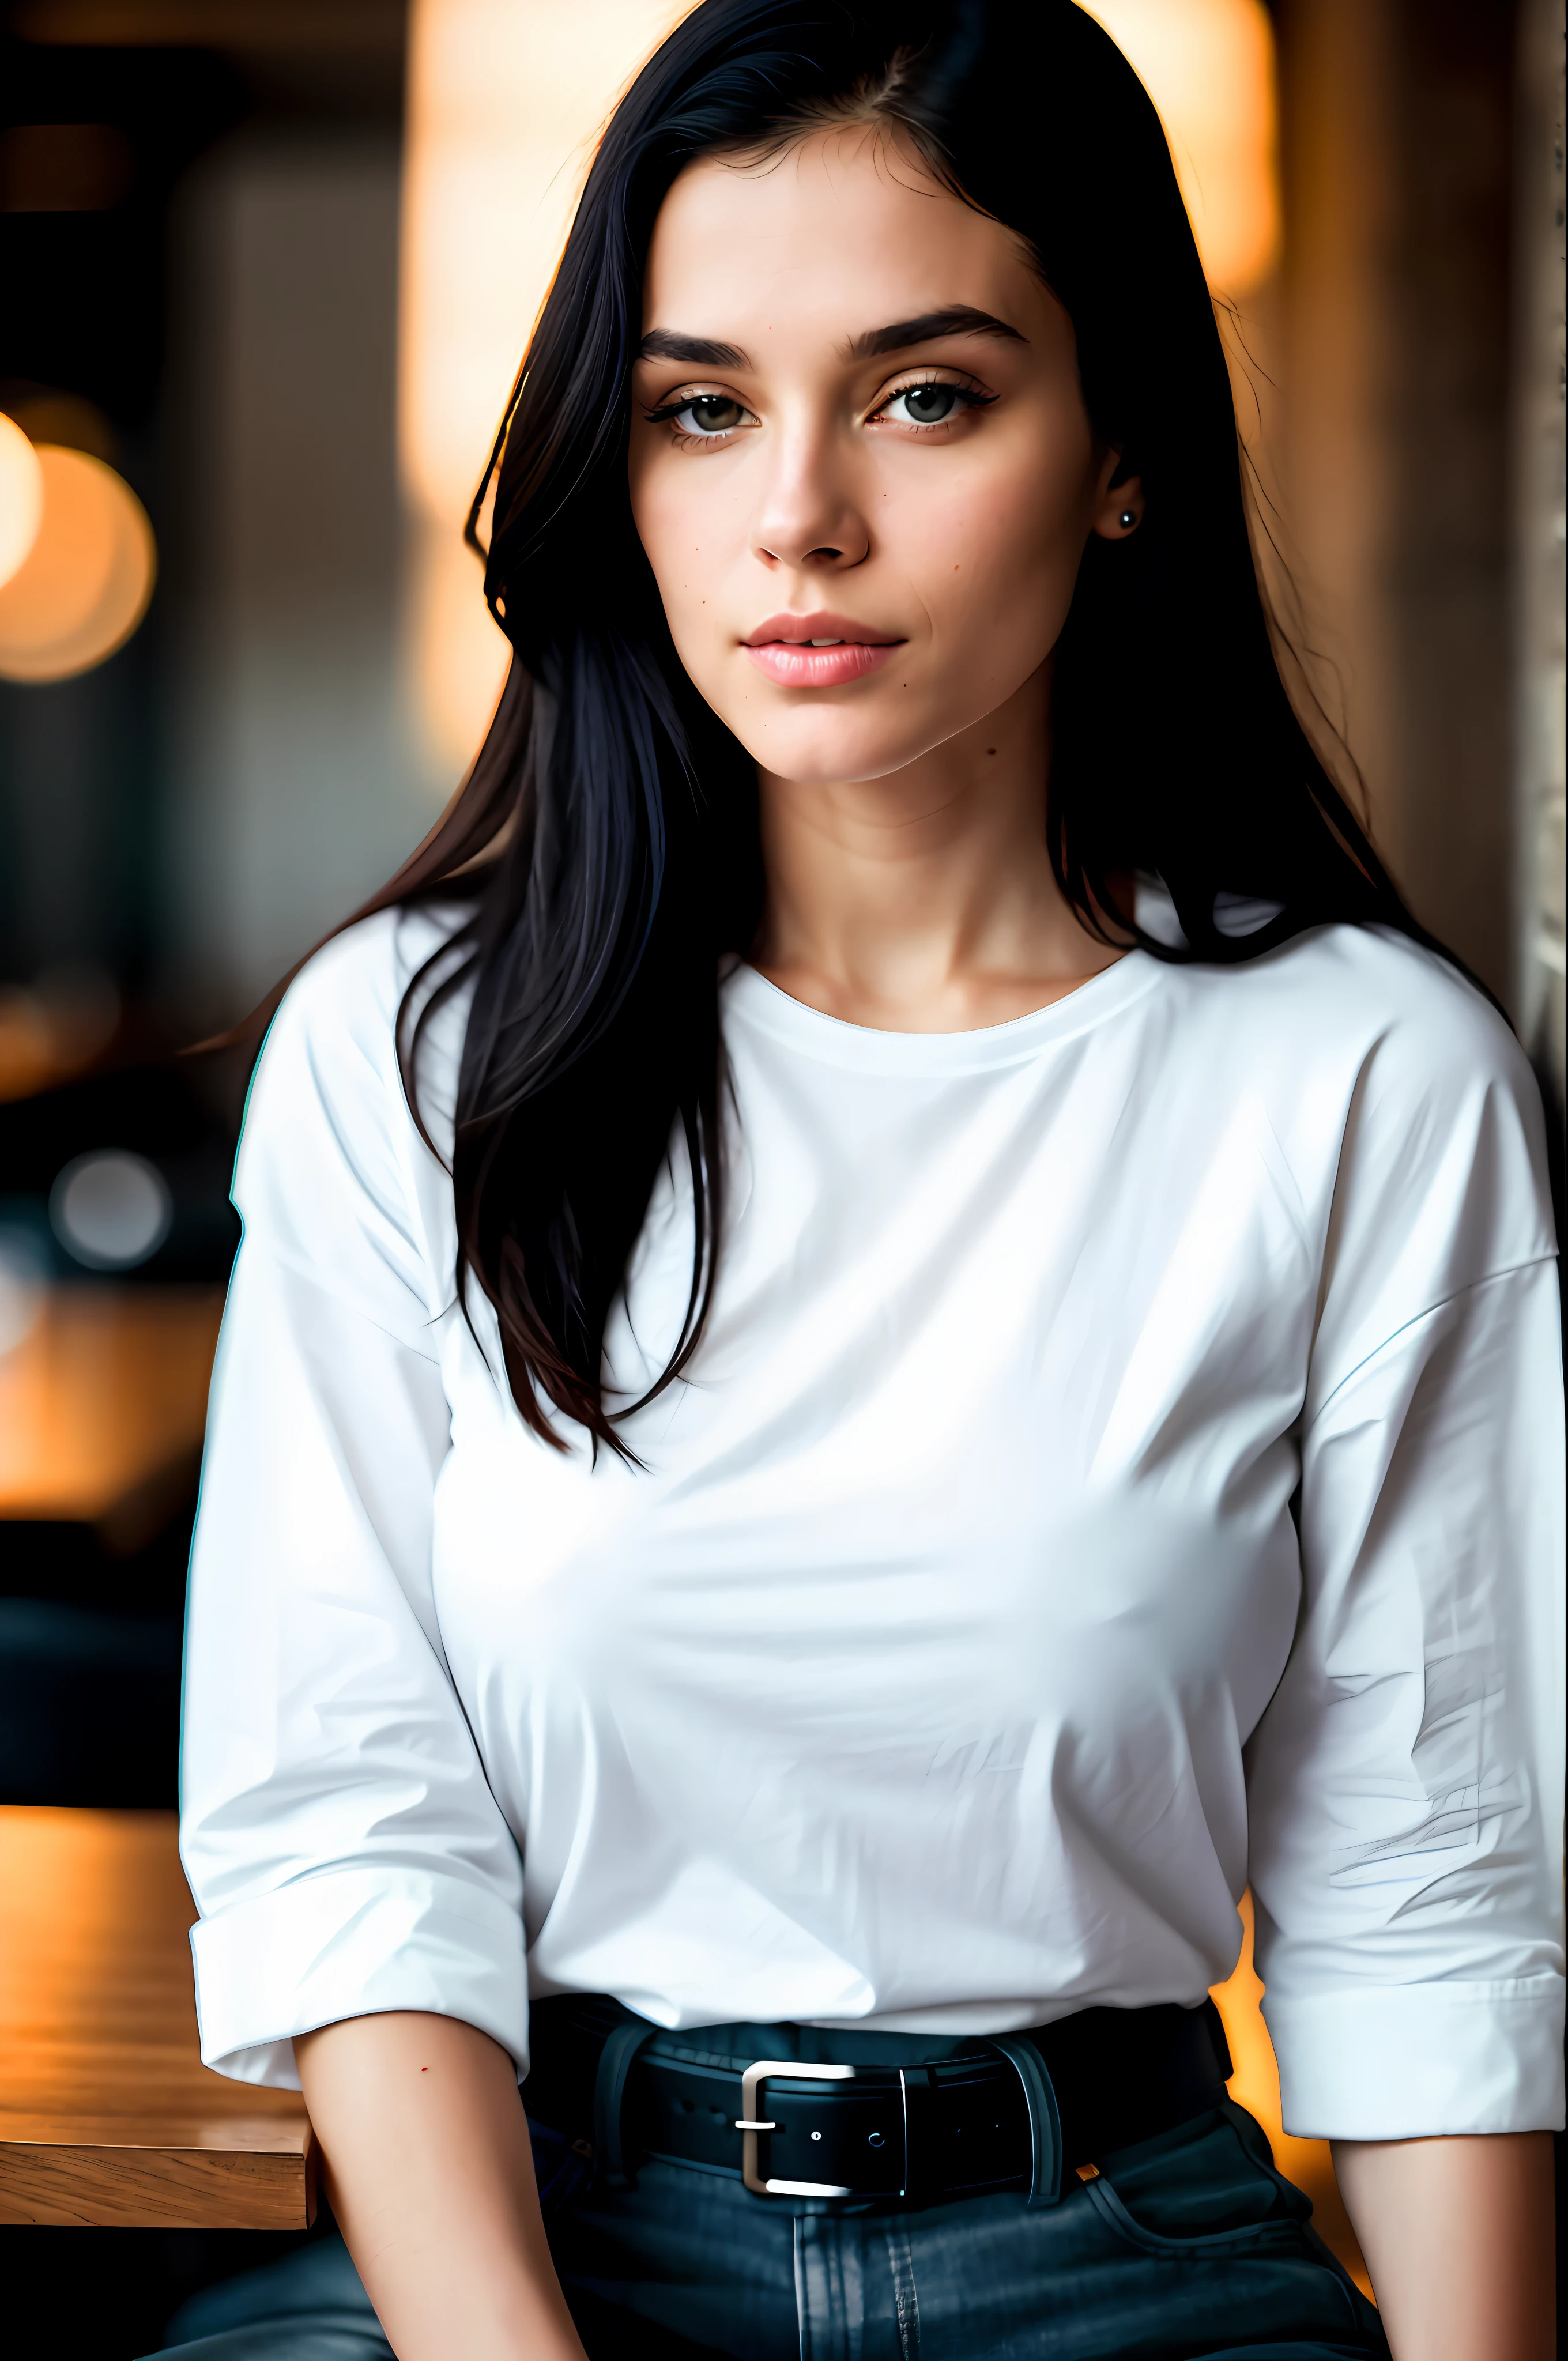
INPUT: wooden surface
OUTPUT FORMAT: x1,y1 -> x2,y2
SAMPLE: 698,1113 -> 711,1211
0,1285 -> 224,1536
0,1806 -> 314,2227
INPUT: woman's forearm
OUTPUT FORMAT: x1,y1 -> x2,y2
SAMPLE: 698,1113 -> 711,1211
295,2011 -> 587,2361
1332,2131 -> 1555,2361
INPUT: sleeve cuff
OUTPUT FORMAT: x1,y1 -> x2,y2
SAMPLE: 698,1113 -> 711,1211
1264,1977 -> 1566,2138
189,1866 -> 530,2090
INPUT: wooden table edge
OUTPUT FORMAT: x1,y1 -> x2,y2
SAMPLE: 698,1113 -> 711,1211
0,2122 -> 318,2230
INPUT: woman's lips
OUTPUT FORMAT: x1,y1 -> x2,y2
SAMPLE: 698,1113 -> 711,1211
740,614 -> 903,689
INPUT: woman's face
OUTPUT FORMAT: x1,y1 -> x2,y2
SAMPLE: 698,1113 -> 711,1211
628,129 -> 1138,788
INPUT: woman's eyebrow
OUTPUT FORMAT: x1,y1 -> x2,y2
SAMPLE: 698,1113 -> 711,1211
845,307 -> 1026,359
637,307 -> 1024,372
638,330 -> 751,367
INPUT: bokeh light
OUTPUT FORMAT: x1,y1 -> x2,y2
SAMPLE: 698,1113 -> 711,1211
0,443 -> 157,684
0,964 -> 120,1104
1087,0 -> 1281,295
50,1151 -> 172,1273
0,411 -> 44,590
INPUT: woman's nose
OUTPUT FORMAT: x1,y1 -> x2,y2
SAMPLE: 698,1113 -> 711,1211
751,428 -> 870,572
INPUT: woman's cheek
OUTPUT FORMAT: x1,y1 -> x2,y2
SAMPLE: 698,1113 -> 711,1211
642,484 -> 741,651
898,429 -> 1072,572
631,466 -> 702,602
902,480 -> 1075,669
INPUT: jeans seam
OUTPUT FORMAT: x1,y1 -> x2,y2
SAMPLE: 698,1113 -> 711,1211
886,2222 -> 922,2361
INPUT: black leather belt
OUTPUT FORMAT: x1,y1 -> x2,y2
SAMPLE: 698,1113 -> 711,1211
523,1996 -> 1232,2210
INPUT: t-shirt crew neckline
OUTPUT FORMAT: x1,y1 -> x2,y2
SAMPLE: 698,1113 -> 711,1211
725,949 -> 1160,1076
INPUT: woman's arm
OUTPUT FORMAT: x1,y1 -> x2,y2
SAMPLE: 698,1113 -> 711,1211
1332,2132 -> 1555,2361
296,2013 -> 587,2361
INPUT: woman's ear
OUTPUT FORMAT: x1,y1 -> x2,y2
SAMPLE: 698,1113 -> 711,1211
1091,451 -> 1145,541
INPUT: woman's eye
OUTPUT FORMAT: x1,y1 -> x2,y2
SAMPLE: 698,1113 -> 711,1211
877,382 -> 982,428
670,394 -> 751,437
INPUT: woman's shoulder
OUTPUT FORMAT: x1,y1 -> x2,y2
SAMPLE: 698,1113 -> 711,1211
268,900 -> 470,1050
243,902 -> 475,1175
1162,922 -> 1553,1262
1209,924 -> 1555,1294
1173,922 -> 1532,1104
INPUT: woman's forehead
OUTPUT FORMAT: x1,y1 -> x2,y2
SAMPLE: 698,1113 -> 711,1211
641,131 -> 1045,350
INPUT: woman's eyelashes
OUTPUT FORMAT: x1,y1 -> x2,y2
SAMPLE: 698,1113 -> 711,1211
641,371 -> 997,446
643,391 -> 757,443
868,374 -> 997,432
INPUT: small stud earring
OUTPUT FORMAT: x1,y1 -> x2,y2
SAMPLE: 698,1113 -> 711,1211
1120,509 -> 1137,530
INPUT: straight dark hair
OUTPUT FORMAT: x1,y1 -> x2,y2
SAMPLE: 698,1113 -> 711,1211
330,0 -> 1431,1455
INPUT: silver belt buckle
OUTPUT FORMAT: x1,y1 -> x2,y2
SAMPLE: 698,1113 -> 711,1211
735,2058 -> 855,2197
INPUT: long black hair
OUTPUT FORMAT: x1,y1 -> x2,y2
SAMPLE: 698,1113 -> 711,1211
338,0 -> 1426,1455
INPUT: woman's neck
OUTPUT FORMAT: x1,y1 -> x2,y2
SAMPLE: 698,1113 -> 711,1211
750,667 -> 1125,1034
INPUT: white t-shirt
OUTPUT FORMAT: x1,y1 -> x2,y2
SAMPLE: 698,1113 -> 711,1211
181,908 -> 1565,2140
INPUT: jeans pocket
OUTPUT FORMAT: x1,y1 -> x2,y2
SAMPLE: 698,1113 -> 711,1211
527,2113 -> 597,2216
1083,2100 -> 1311,2258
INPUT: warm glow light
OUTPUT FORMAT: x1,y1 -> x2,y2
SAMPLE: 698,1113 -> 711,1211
400,0 -> 692,775
1211,1892 -> 1373,2298
0,1287 -> 224,1528
1087,0 -> 1280,295
0,444 -> 156,682
0,412 -> 44,590
0,964 -> 119,1104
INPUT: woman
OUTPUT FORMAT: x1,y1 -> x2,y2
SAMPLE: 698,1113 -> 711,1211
164,4 -> 1561,2357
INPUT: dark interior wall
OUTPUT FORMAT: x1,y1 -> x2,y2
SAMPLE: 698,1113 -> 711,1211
163,120 -> 435,1015
1511,0 -> 1566,1125
1276,0 -> 1521,1003
1384,0 -> 1518,998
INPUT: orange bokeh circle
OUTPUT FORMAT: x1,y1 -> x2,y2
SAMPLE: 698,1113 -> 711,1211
0,445 -> 157,682
0,413 -> 44,591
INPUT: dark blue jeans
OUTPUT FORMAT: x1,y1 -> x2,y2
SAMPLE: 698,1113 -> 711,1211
145,2097 -> 1386,2359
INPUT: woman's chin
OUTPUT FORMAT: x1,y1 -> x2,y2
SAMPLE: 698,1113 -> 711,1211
723,709 -> 952,791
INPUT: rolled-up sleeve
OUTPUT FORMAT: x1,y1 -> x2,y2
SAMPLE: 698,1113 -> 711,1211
1246,988 -> 1565,2139
182,918 -> 526,2091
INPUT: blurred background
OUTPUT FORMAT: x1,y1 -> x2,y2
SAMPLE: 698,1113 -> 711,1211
0,0 -> 1562,2348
